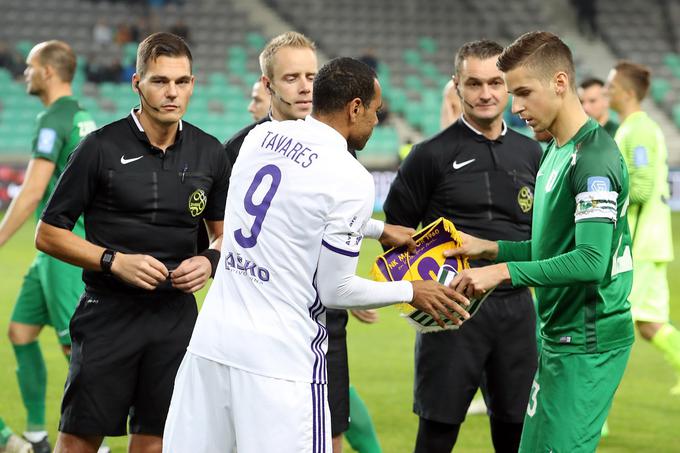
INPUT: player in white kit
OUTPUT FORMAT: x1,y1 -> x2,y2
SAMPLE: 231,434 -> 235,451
163,57 -> 470,453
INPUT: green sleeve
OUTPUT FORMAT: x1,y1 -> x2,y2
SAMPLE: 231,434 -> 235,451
620,129 -> 656,205
507,221 -> 612,287
496,240 -> 532,262
31,113 -> 66,163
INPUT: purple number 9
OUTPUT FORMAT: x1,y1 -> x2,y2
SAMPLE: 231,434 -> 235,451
234,164 -> 282,248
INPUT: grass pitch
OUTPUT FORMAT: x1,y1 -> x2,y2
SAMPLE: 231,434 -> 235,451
1,215 -> 679,452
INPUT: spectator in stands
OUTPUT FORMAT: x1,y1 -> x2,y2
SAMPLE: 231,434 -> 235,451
0,40 -> 23,79
92,19 -> 113,46
358,48 -> 379,71
169,19 -> 190,44
130,18 -> 148,43
572,0 -> 598,39
578,77 -> 618,137
115,23 -> 133,46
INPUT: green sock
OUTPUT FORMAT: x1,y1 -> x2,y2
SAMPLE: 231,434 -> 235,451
651,324 -> 680,372
345,385 -> 382,453
13,341 -> 47,431
0,416 -> 13,447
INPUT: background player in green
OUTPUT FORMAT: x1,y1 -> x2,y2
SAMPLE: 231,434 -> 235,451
0,41 -> 95,453
445,31 -> 634,452
607,60 -> 680,394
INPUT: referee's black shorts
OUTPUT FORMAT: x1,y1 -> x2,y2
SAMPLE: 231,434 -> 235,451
59,289 -> 197,437
326,308 -> 350,437
413,289 -> 537,424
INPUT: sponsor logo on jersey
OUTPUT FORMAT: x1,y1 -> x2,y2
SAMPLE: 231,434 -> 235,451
78,120 -> 96,137
224,251 -> 270,282
587,176 -> 611,192
36,128 -> 57,154
188,189 -> 207,217
517,186 -> 534,213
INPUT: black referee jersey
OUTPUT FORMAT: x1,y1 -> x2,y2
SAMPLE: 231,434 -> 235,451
42,111 -> 230,295
384,116 -> 542,285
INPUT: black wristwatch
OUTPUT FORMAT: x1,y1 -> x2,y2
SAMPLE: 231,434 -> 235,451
100,249 -> 117,274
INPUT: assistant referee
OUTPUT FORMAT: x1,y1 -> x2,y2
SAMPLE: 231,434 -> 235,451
35,33 -> 230,453
384,40 -> 541,453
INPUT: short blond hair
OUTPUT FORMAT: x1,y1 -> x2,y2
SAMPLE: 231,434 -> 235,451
34,40 -> 77,83
614,60 -> 651,101
259,31 -> 316,79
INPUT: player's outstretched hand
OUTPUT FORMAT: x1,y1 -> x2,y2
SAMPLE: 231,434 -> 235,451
410,280 -> 470,328
171,255 -> 212,293
450,264 -> 509,298
443,231 -> 498,261
111,253 -> 169,290
350,309 -> 379,324
380,224 -> 417,253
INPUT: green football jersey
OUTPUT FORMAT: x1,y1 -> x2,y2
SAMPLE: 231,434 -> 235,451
615,111 -> 673,262
31,96 -> 95,236
529,118 -> 634,353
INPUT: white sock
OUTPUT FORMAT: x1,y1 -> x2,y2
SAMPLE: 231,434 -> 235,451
23,431 -> 48,443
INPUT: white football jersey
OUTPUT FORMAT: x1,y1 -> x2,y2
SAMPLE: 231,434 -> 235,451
188,116 -> 374,383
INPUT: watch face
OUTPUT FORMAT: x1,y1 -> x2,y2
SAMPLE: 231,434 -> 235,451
103,254 -> 113,264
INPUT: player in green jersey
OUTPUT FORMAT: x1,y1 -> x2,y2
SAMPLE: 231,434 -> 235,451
578,77 -> 619,138
445,31 -> 634,452
607,60 -> 680,394
0,41 -> 95,453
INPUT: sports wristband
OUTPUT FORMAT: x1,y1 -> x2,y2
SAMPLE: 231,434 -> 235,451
100,249 -> 117,274
199,249 -> 221,278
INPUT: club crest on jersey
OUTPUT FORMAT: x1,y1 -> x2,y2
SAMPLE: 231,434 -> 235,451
517,186 -> 534,213
188,189 -> 207,217
224,251 -> 270,283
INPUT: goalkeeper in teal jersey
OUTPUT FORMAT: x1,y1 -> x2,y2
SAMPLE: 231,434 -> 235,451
0,41 -> 95,452
607,60 -> 680,394
446,32 -> 634,452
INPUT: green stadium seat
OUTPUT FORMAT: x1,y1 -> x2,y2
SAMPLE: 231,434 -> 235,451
651,78 -> 671,103
418,37 -> 437,55
403,49 -> 422,67
15,40 -> 34,58
246,32 -> 267,51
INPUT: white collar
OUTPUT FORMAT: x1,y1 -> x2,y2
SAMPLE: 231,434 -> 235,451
130,108 -> 183,132
461,114 -> 507,137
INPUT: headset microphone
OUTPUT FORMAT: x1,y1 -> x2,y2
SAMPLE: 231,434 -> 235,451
136,81 -> 161,112
267,83 -> 293,106
456,86 -> 476,110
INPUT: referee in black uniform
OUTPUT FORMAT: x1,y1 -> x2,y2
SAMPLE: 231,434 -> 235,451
384,40 -> 541,453
36,33 -> 229,453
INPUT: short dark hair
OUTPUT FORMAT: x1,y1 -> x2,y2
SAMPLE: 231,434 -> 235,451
36,40 -> 77,82
312,57 -> 377,115
579,77 -> 605,90
136,32 -> 192,77
497,31 -> 576,90
614,60 -> 651,101
455,40 -> 504,75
